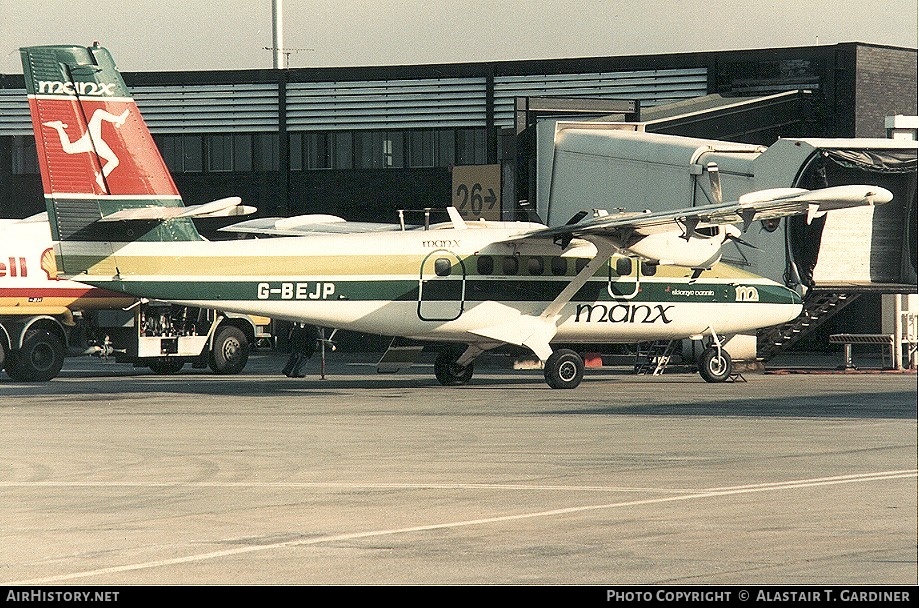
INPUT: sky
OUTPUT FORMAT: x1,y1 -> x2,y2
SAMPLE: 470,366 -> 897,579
1,0 -> 917,74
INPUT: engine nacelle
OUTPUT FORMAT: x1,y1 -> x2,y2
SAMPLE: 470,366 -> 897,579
625,225 -> 741,269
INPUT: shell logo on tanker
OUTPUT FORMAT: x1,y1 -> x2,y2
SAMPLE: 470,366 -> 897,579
0,257 -> 28,279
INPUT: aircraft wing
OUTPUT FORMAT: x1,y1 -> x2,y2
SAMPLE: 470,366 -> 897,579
219,214 -> 414,237
221,207 -> 469,237
519,185 -> 893,243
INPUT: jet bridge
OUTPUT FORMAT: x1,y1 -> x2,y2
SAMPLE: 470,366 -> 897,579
541,124 -> 918,365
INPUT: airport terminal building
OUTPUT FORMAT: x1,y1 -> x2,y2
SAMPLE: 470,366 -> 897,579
1,41 -> 916,360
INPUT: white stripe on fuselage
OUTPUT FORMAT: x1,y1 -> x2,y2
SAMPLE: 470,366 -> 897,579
133,299 -> 800,344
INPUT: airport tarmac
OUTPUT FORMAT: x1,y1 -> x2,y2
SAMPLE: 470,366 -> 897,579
0,352 -> 916,586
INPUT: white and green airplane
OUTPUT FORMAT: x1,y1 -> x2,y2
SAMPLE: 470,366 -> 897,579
19,44 -> 893,388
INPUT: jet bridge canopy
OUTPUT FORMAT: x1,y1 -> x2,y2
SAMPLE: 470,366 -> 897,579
544,125 -> 918,293
754,138 -> 917,291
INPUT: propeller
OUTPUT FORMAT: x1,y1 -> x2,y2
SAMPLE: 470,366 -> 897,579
707,162 -> 722,205
725,233 -> 758,249
722,225 -> 758,249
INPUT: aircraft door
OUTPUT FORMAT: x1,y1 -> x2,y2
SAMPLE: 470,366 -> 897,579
418,251 -> 466,321
608,256 -> 641,300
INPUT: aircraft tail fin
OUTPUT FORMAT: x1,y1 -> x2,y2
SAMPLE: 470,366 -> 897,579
20,43 -> 203,272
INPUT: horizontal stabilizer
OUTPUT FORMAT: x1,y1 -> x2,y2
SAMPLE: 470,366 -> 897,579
99,197 -> 255,222
180,197 -> 257,218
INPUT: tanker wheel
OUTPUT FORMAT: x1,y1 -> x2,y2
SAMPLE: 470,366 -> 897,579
5,330 -> 65,382
209,325 -> 250,375
148,358 -> 186,374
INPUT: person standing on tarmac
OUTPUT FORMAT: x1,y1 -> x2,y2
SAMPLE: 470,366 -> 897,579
282,322 -> 317,378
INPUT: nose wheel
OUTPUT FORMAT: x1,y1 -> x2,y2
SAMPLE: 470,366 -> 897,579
544,349 -> 585,389
697,345 -> 732,383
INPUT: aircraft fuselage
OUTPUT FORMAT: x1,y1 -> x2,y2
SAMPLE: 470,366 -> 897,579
61,224 -> 802,345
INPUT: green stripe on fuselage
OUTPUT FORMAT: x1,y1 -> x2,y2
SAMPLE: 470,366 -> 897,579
80,276 -> 798,306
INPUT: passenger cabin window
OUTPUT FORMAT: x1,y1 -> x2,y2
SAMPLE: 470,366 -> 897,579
575,258 -> 589,273
434,258 -> 452,277
476,255 -> 494,275
551,257 -> 568,276
615,257 -> 632,276
527,257 -> 545,276
502,256 -> 520,275
641,261 -> 658,276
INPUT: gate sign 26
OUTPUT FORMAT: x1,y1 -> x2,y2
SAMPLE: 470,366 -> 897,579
452,164 -> 501,221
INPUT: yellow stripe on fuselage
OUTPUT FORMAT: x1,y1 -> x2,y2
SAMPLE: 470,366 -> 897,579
69,232 -> 772,282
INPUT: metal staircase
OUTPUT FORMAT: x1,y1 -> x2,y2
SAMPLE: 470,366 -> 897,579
635,340 -> 677,375
756,292 -> 860,361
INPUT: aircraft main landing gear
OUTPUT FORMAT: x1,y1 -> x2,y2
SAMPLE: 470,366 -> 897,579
544,348 -> 585,389
434,349 -> 474,386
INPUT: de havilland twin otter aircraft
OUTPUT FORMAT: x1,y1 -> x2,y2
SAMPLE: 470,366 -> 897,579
19,44 -> 894,389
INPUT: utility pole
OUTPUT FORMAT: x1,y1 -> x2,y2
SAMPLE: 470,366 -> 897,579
272,0 -> 284,69
266,0 -> 313,69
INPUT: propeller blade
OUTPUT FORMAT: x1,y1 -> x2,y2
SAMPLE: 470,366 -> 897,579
707,162 -> 722,205
725,233 -> 758,249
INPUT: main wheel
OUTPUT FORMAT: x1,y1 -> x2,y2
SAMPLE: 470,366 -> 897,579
698,346 -> 732,383
544,349 -> 584,389
5,330 -> 65,382
209,325 -> 250,375
148,358 -> 185,374
433,350 -> 474,386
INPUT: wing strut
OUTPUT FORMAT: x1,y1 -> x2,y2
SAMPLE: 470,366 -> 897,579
466,237 -> 617,362
541,236 -> 617,320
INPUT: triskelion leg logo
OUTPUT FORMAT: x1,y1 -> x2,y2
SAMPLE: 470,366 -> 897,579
43,108 -> 129,190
